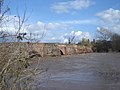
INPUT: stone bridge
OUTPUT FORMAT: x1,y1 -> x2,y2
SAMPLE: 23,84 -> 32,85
33,43 -> 92,57
0,43 -> 92,57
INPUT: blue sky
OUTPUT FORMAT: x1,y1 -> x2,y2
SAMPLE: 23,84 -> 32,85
3,0 -> 120,43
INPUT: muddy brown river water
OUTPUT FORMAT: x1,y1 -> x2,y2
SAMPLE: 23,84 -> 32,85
32,53 -> 120,90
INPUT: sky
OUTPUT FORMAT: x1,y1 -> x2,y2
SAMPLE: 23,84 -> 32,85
2,0 -> 120,43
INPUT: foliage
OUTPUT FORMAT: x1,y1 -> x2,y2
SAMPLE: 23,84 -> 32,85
78,38 -> 91,47
111,34 -> 120,52
93,27 -> 120,52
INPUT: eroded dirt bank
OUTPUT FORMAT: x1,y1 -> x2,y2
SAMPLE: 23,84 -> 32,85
32,53 -> 120,90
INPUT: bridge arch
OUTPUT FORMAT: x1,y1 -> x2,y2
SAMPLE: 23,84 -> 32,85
59,50 -> 64,55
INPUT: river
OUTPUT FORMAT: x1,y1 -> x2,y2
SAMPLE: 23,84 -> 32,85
31,53 -> 120,90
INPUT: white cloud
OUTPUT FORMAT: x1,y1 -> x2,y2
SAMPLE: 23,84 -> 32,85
42,30 -> 92,43
51,37 -> 56,40
47,22 -> 68,30
28,21 -> 68,33
0,15 -> 31,42
111,24 -> 120,34
0,16 -> 93,43
27,21 -> 69,42
97,8 -> 120,23
63,30 -> 91,43
96,8 -> 120,35
27,19 -> 97,34
0,15 -> 28,34
27,21 -> 94,43
0,15 -> 94,43
61,19 -> 97,25
51,0 -> 95,14
0,17 -> 68,35
0,16 -> 67,42
63,39 -> 69,43
75,31 -> 82,36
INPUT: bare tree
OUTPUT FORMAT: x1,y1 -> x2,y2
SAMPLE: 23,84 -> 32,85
0,1 -> 47,90
64,32 -> 75,44
95,27 -> 120,52
96,27 -> 112,41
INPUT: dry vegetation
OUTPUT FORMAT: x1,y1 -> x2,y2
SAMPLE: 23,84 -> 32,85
0,1 -> 46,90
1,43 -> 49,90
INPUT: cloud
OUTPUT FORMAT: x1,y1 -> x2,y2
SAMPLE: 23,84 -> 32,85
75,31 -> 82,36
96,8 -> 120,34
26,20 -> 94,43
0,17 -> 68,35
0,15 -> 29,34
27,21 -> 69,42
27,19 -> 97,34
63,30 -> 91,43
28,21 -> 68,33
0,15 -> 30,42
0,15 -> 93,43
0,16 -> 92,43
47,22 -> 68,30
51,0 -> 95,14
111,24 -> 120,34
41,30 -> 92,43
97,8 -> 120,23
61,19 -> 97,25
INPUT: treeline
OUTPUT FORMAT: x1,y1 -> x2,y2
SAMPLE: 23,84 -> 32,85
92,28 -> 120,52
77,28 -> 120,53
